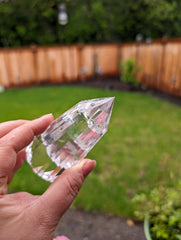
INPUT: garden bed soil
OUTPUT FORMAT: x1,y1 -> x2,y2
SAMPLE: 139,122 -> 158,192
70,77 -> 181,107
55,208 -> 146,240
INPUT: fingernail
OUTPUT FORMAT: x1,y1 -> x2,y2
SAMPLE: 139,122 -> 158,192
81,159 -> 96,178
40,113 -> 53,119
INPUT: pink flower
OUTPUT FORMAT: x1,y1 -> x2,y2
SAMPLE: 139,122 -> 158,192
54,236 -> 70,240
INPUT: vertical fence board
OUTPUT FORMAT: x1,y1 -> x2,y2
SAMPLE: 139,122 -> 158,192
5,50 -> 21,86
59,46 -> 80,82
46,47 -> 63,83
36,48 -> 50,83
121,45 -> 136,62
69,46 -> 79,81
121,45 -> 133,61
143,44 -> 154,87
174,44 -> 181,95
152,44 -> 162,89
61,47 -> 72,82
0,52 -> 9,87
79,45 -> 94,79
96,44 -> 119,76
18,49 -> 36,85
136,45 -> 146,84
168,44 -> 179,94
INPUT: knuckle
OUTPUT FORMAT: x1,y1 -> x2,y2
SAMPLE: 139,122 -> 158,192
0,146 -> 16,169
66,173 -> 84,199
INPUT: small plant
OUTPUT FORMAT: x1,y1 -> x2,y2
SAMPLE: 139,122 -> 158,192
120,58 -> 141,86
132,182 -> 181,240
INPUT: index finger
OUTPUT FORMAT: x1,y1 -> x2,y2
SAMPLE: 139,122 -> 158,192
0,114 -> 53,153
0,120 -> 28,138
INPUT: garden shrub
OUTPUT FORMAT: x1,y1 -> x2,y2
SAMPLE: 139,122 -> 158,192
132,182 -> 181,240
120,59 -> 141,86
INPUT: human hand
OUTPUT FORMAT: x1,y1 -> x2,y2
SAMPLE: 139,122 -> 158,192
0,114 -> 96,240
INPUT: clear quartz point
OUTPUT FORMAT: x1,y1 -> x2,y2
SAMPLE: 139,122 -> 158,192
26,97 -> 114,182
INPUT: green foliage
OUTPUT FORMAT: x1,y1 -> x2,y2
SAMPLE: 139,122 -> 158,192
133,183 -> 181,240
120,59 -> 141,86
0,0 -> 181,47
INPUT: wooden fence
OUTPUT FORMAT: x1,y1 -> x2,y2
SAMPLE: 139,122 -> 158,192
1,39 -> 181,97
0,44 -> 120,88
121,38 -> 181,97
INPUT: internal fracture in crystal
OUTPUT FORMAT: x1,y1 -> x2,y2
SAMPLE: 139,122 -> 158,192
26,97 -> 114,182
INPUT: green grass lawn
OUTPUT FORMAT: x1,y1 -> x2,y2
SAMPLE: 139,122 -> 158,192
1,85 -> 181,218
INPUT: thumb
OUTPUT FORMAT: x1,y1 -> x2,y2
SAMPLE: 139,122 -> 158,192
39,159 -> 96,221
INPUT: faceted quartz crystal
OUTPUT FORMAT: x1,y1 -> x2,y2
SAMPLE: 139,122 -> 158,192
26,97 -> 114,182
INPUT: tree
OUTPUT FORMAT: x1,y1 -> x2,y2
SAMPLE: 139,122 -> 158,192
0,0 -> 181,47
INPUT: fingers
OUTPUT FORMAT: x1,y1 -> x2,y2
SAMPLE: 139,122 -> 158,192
6,150 -> 27,183
0,114 -> 54,194
0,120 -> 28,138
0,114 -> 53,153
39,159 -> 96,222
13,149 -> 27,172
0,176 -> 8,195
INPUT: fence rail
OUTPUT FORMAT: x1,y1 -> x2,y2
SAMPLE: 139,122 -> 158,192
1,39 -> 181,97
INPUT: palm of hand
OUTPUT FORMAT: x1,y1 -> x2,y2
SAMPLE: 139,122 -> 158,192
0,192 -> 57,239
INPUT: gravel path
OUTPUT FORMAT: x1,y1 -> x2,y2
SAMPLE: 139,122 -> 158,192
55,208 -> 146,240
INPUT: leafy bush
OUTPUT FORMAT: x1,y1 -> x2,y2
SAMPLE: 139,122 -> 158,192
1,0 -> 181,47
120,59 -> 141,86
133,183 -> 181,240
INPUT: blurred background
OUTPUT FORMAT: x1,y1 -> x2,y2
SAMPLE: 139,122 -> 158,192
1,1 -> 181,239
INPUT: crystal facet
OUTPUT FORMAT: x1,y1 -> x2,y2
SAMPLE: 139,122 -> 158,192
26,97 -> 114,182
